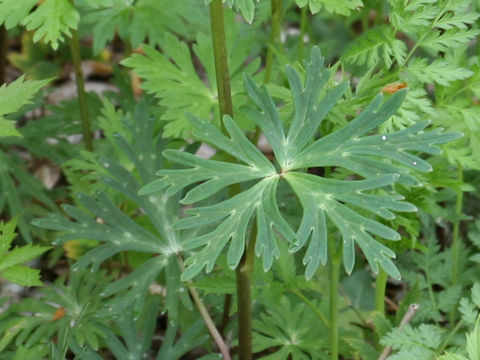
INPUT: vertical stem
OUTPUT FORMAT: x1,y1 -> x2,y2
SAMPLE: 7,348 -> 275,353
450,165 -> 464,323
210,0 -> 233,120
375,268 -> 387,316
219,293 -> 232,335
264,0 -> 282,84
329,236 -> 340,360
236,222 -> 257,360
68,28 -> 93,151
298,6 -> 308,61
374,268 -> 387,349
0,25 -> 7,85
209,2 -> 252,358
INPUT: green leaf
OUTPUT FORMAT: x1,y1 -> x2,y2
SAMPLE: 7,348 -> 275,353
0,219 -> 50,287
466,320 -> 480,360
253,297 -> 324,359
1,265 -> 43,287
295,0 -> 363,15
22,0 -> 80,50
122,30 -> 259,138
420,28 -> 479,54
33,101 -> 192,320
0,0 -> 37,29
84,0 -> 206,53
142,47 -> 459,280
0,270 -> 111,352
342,25 -> 406,68
381,324 -> 442,351
407,58 -> 473,86
0,76 -> 50,138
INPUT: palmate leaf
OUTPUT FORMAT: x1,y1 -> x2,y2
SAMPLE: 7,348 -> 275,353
0,269 -> 111,353
33,101 -> 192,319
141,47 -> 460,281
252,297 -> 323,359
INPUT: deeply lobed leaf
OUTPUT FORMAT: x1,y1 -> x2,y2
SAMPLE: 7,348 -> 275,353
142,47 -> 459,280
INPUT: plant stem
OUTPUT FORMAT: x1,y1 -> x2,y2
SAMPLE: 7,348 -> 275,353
450,165 -> 464,324
178,256 -> 232,360
375,268 -> 387,316
264,0 -> 282,84
437,319 -> 464,355
0,25 -> 6,85
298,6 -> 308,61
209,2 -> 253,358
290,287 -> 329,326
68,28 -> 93,151
236,222 -> 257,360
188,284 -> 232,360
210,0 -> 233,120
329,236 -> 340,360
219,293 -> 232,335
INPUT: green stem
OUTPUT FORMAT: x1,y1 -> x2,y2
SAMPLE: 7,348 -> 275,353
374,268 -> 388,349
210,0 -> 233,120
0,25 -> 6,85
437,319 -> 464,355
209,2 -> 251,358
236,222 -> 257,360
68,28 -> 93,151
329,237 -> 340,360
401,0 -> 450,67
290,287 -> 329,327
375,268 -> 387,316
298,6 -> 308,61
450,165 -> 464,323
264,0 -> 282,84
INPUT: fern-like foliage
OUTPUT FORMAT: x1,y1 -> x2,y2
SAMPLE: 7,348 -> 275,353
295,0 -> 363,15
140,48 -> 459,281
0,218 -> 50,286
380,323 -> 442,359
0,76 -> 50,138
122,30 -> 260,138
342,25 -> 406,68
82,0 -> 207,54
0,0 -> 37,29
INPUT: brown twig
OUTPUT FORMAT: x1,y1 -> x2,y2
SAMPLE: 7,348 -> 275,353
378,303 -> 420,360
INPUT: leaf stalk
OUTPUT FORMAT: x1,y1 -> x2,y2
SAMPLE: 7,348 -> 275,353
68,27 -> 93,151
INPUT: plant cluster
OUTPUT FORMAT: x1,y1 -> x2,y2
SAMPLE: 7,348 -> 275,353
0,0 -> 479,359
